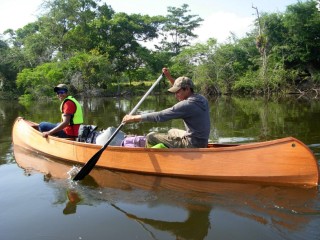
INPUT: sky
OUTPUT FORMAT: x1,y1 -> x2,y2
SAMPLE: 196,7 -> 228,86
0,0 -> 305,44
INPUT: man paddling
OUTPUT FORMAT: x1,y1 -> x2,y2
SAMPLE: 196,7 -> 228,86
122,68 -> 210,148
39,84 -> 84,138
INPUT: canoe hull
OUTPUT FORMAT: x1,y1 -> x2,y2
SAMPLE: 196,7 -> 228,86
12,117 -> 320,186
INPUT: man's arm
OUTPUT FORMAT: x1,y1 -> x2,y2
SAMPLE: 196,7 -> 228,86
162,68 -> 175,85
122,114 -> 142,123
42,115 -> 71,138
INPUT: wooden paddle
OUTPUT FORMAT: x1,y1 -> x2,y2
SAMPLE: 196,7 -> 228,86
73,73 -> 164,181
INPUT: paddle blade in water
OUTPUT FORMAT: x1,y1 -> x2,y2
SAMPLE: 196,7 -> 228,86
73,148 -> 104,181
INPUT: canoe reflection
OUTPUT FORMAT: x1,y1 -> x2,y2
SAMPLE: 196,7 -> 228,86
14,145 -> 318,239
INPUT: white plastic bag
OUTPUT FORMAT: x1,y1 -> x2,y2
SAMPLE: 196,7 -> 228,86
95,127 -> 125,146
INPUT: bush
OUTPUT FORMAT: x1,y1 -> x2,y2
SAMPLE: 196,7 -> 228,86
233,71 -> 263,94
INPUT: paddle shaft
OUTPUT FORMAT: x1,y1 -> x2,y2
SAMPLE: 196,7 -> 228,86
73,73 -> 164,180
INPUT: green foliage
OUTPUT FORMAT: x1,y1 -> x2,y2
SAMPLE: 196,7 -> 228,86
262,1 -> 320,73
0,40 -> 15,91
283,1 -> 320,65
233,70 -> 263,94
147,51 -> 174,74
39,0 -> 99,54
18,94 -> 37,104
16,51 -> 113,99
67,51 -> 112,90
157,4 -> 203,55
16,62 -> 65,99
94,11 -> 162,73
1,0 -> 320,98
190,36 -> 259,94
312,72 -> 320,83
164,38 -> 217,93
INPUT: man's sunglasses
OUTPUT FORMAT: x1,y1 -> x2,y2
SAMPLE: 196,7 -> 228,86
56,90 -> 67,95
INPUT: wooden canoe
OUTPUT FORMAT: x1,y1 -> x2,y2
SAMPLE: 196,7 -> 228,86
12,117 -> 320,187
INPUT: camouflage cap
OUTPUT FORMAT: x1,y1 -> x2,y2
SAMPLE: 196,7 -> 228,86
168,76 -> 194,93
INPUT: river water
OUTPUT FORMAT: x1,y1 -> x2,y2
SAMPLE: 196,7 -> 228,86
1,95 -> 320,240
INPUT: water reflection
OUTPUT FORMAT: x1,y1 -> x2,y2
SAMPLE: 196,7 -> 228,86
0,100 -> 25,164
211,96 -> 320,144
111,203 -> 211,240
14,145 -> 320,240
63,189 -> 82,215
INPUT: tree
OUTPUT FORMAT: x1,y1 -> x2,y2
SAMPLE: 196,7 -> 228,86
156,4 -> 203,55
252,5 -> 269,95
2,23 -> 46,69
39,0 -> 99,58
67,51 -> 112,91
91,10 -> 164,84
282,0 -> 320,74
258,0 -> 320,91
0,40 -> 12,90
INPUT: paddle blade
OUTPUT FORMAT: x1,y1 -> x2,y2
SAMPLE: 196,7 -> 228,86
73,148 -> 104,181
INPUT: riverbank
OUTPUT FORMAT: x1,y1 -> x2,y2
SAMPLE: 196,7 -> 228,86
2,79 -> 320,101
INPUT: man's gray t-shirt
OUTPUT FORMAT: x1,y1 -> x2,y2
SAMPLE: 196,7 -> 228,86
141,94 -> 210,147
